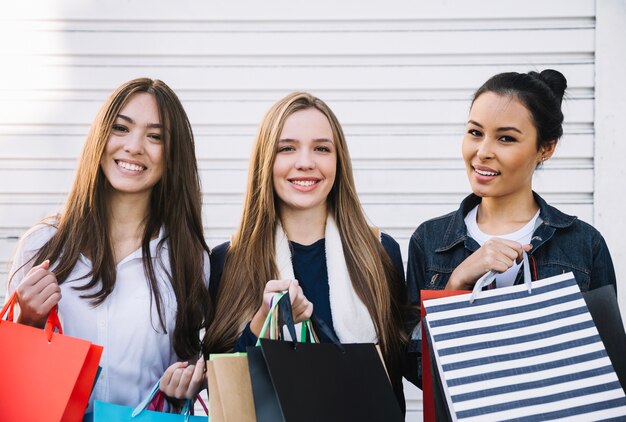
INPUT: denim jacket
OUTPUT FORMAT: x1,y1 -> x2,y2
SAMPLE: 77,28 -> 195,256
406,191 -> 617,308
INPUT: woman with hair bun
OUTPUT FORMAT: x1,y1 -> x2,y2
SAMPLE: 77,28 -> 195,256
407,69 -> 616,308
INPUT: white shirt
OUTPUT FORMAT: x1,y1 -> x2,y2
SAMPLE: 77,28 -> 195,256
465,205 -> 540,288
7,223 -> 210,411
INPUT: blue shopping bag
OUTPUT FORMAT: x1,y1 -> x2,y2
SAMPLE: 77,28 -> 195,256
93,379 -> 207,421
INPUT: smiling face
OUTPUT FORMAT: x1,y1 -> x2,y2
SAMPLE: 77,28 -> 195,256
272,107 -> 337,217
462,92 -> 555,202
99,92 -> 164,199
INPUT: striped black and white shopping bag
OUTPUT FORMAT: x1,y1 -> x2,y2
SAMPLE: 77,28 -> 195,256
423,272 -> 626,421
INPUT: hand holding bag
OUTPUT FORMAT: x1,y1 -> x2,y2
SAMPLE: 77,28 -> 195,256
0,291 -> 103,422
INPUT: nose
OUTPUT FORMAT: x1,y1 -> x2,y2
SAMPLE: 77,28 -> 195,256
476,138 -> 495,161
123,131 -> 144,155
295,149 -> 315,170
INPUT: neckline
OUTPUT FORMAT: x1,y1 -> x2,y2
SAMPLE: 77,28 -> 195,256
289,238 -> 325,249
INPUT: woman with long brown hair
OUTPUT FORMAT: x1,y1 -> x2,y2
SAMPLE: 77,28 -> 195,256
203,91 -> 412,412
7,78 -> 210,412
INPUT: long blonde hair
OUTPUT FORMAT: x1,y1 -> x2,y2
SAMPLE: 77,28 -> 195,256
204,92 -> 407,366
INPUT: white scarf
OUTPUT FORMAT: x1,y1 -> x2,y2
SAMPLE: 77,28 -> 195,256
274,215 -> 378,343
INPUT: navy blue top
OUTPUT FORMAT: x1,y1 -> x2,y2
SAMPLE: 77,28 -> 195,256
290,238 -> 334,340
209,233 -> 405,349
208,232 -> 410,413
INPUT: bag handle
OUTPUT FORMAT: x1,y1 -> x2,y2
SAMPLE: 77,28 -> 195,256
0,291 -> 17,321
255,291 -> 345,352
1,291 -> 63,341
132,379 -> 198,420
469,250 -> 532,303
256,291 -> 290,344
310,314 -> 344,352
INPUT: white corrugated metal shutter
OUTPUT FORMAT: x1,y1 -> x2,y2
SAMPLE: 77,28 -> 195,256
2,1 -> 624,419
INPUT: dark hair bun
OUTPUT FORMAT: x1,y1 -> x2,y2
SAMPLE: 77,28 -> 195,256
536,69 -> 567,104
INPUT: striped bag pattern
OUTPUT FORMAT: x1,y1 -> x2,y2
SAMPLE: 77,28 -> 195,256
423,272 -> 626,421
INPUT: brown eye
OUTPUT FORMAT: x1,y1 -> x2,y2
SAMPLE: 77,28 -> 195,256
112,124 -> 128,133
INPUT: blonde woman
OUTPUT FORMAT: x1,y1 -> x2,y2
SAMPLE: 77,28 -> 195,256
203,92 -> 413,413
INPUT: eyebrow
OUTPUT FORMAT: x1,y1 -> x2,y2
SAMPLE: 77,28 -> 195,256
467,120 -> 523,134
117,114 -> 163,129
278,138 -> 333,143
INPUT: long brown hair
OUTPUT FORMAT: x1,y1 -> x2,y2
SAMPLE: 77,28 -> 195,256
13,78 -> 210,359
205,92 -> 408,367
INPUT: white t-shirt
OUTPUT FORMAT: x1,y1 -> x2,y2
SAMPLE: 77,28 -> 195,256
465,205 -> 540,288
7,223 -> 210,411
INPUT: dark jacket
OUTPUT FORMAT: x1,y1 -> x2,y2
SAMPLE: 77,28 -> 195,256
407,191 -> 617,309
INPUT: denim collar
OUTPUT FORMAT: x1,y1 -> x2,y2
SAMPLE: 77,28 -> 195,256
436,191 -> 577,253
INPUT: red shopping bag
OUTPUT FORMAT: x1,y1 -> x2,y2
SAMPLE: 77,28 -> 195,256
0,291 -> 103,422
421,289 -> 468,422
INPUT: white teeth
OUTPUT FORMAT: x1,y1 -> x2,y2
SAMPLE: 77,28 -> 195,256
475,169 -> 499,176
291,180 -> 316,187
118,161 -> 145,172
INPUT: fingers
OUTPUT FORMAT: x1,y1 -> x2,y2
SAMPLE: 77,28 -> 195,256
253,279 -> 313,335
252,279 -> 294,337
39,281 -> 62,310
293,301 -> 313,323
252,279 -> 301,337
18,272 -> 60,304
482,238 -> 525,272
25,259 -> 50,277
160,361 -> 188,390
160,361 -> 203,400
191,358 -> 206,384
16,263 -> 61,327
263,279 -> 292,294
289,280 -> 313,323
448,238 -> 532,290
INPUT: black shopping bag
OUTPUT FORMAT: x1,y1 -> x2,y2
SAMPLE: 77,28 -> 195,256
249,339 -> 403,422
246,293 -> 403,422
583,285 -> 626,393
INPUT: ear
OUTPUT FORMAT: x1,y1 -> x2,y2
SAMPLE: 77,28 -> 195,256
538,139 -> 557,162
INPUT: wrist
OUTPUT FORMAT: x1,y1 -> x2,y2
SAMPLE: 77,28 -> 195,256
446,270 -> 466,290
249,309 -> 267,338
16,313 -> 46,329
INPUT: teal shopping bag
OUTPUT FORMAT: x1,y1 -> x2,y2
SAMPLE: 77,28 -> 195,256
93,379 -> 207,421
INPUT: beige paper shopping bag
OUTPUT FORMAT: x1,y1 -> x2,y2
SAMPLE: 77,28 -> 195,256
206,353 -> 256,422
